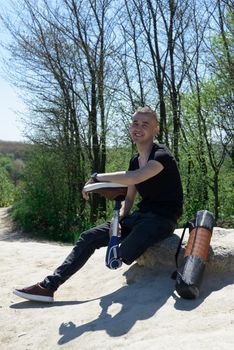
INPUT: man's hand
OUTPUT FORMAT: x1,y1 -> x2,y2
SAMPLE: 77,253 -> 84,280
82,178 -> 95,200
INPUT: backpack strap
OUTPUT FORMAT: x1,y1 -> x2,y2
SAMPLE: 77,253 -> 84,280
175,222 -> 189,268
171,221 -> 190,280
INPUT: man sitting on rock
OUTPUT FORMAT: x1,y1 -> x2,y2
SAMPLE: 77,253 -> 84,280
13,106 -> 183,302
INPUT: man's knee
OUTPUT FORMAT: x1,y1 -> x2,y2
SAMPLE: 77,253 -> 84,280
119,244 -> 138,265
119,227 -> 158,265
78,225 -> 109,249
79,229 -> 95,242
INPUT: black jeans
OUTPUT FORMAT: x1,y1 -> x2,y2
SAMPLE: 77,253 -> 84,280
41,211 -> 176,292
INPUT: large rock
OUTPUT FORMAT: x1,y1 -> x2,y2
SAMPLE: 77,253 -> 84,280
136,227 -> 234,272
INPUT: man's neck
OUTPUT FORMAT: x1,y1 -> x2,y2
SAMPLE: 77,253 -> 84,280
136,141 -> 154,159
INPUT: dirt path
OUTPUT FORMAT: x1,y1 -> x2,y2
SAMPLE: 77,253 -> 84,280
0,207 -> 234,350
0,207 -> 13,236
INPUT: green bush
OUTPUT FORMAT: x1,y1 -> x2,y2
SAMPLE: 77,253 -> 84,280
0,167 -> 15,206
12,147 -> 82,242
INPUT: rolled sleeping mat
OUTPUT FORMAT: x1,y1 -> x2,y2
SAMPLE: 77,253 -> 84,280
175,210 -> 216,299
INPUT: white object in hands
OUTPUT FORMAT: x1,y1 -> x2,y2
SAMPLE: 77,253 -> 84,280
83,182 -> 127,192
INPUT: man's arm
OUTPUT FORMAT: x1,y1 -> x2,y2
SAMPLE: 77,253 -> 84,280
95,160 -> 164,186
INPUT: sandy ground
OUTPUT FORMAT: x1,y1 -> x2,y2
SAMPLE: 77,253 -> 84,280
0,207 -> 234,350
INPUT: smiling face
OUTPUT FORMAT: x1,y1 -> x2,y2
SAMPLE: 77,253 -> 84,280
130,112 -> 159,145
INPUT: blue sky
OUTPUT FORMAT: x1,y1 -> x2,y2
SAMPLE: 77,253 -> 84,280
0,0 -> 26,142
0,75 -> 26,142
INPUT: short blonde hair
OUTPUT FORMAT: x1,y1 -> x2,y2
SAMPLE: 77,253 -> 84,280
133,106 -> 158,125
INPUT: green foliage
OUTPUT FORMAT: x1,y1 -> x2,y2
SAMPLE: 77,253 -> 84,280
12,146 -> 84,242
0,154 -> 20,206
177,150 -> 233,227
104,146 -> 134,218
217,157 -> 234,227
106,146 -> 133,173
0,167 -> 15,206
179,72 -> 234,223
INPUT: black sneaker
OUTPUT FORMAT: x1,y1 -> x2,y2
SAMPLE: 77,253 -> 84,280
13,283 -> 54,302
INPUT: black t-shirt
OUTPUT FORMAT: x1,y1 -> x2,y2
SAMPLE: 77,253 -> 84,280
128,143 -> 183,220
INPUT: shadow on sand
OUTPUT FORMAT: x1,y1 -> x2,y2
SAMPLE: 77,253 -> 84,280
173,270 -> 234,311
57,265 -> 234,345
10,299 -> 97,309
57,264 -> 174,344
9,263 -> 234,345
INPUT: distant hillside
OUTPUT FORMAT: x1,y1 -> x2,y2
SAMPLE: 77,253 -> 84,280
0,140 -> 32,160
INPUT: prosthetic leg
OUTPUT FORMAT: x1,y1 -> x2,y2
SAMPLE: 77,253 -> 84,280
105,197 -> 124,269
174,210 -> 216,299
83,182 -> 127,270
